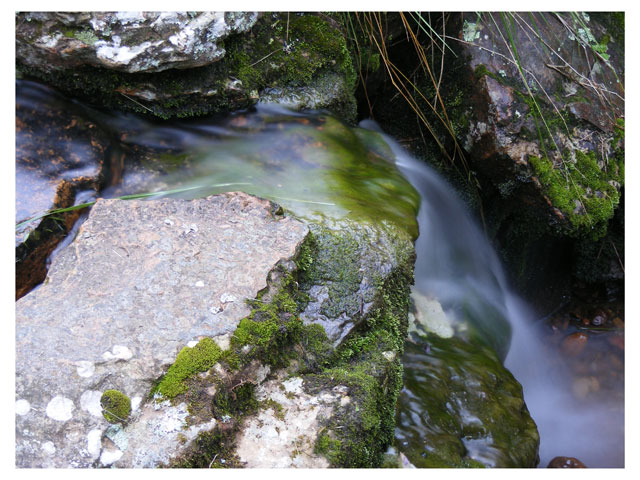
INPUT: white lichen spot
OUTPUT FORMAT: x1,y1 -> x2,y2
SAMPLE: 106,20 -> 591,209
100,448 -> 123,466
102,345 -> 133,361
213,333 -> 231,350
209,305 -> 222,314
282,377 -> 304,395
183,223 -> 198,234
46,396 -> 75,422
255,364 -> 271,384
195,280 -> 205,287
41,441 -> 56,455
76,361 -> 95,378
80,390 -> 103,417
220,292 -> 237,303
131,396 -> 142,412
87,429 -> 103,459
15,399 -> 31,416
164,218 -> 174,226
187,340 -> 199,348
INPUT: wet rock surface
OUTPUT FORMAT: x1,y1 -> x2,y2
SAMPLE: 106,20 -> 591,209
16,12 -> 357,121
16,80 -> 108,299
15,192 -> 308,467
396,330 -> 539,468
547,456 -> 587,468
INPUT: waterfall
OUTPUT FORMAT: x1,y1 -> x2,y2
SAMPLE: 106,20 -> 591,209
362,120 -> 624,468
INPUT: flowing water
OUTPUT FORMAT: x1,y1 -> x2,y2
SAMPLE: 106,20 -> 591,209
369,124 -> 624,468
16,80 -> 624,467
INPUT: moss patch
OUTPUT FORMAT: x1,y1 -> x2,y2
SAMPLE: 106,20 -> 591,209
529,150 -> 622,239
153,338 -> 223,399
100,390 -> 131,424
170,426 -> 241,468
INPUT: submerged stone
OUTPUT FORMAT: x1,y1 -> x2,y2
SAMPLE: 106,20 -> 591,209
395,332 -> 540,468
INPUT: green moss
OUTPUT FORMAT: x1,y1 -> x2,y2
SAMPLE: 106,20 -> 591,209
212,382 -> 259,417
315,433 -> 343,464
100,390 -> 131,424
74,30 -> 99,46
153,338 -> 223,399
529,150 -> 622,239
231,273 -> 304,368
261,398 -> 286,420
170,427 -> 240,468
306,258 -> 413,467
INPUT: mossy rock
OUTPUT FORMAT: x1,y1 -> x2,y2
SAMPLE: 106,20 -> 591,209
159,214 -> 416,468
17,13 -> 358,122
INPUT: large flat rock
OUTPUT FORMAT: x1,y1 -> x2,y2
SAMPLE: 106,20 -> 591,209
15,192 -> 308,467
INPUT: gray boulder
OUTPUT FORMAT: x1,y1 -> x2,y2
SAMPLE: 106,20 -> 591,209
15,192 -> 308,467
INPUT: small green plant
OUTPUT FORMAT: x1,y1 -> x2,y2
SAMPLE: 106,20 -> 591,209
154,337 -> 223,399
100,390 -> 131,424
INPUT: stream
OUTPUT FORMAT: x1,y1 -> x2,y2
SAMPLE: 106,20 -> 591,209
16,79 -> 624,467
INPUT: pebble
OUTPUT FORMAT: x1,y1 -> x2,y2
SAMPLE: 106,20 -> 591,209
547,456 -> 587,468
591,310 -> 606,326
561,332 -> 589,357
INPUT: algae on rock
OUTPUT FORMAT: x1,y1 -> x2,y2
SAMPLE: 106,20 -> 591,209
396,333 -> 540,468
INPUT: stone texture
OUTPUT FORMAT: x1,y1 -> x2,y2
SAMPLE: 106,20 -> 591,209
15,192 -> 308,467
15,12 -> 258,74
235,374 -> 339,468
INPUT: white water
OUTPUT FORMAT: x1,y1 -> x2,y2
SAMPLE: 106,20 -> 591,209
362,120 -> 624,468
